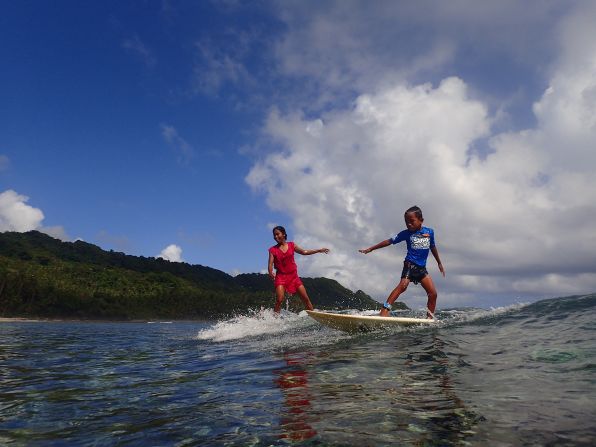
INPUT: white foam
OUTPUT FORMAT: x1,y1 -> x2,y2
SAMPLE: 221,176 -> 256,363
196,308 -> 354,352
196,308 -> 309,342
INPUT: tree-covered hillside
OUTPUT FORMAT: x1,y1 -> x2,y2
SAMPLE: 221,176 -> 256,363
0,231 -> 389,320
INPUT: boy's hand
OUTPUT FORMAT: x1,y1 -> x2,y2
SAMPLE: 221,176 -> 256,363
359,248 -> 370,254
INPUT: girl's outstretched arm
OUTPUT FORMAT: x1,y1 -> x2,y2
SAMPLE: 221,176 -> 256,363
294,245 -> 330,256
431,246 -> 445,277
359,239 -> 391,254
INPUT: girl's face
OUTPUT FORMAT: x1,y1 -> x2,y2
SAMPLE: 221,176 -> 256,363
273,229 -> 286,244
404,212 -> 423,232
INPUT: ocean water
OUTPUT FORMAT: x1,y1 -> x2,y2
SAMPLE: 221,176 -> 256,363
0,294 -> 595,446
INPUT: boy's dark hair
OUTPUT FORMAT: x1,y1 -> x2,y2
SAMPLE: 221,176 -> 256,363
405,206 -> 423,220
272,225 -> 287,238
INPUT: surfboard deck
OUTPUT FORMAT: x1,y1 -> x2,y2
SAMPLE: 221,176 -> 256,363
306,310 -> 437,332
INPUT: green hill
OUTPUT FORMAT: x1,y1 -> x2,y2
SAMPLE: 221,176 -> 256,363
0,231 -> 387,320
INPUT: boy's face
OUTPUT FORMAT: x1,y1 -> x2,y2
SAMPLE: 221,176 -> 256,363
404,212 -> 423,232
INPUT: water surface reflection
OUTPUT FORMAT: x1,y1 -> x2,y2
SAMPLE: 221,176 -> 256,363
274,352 -> 317,441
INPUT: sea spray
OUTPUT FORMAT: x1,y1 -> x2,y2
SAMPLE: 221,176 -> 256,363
196,308 -> 352,352
197,308 -> 307,342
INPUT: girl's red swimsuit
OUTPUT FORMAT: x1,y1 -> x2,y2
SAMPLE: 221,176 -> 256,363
269,242 -> 303,294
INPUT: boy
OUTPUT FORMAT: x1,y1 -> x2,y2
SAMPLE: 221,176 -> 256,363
359,206 -> 445,318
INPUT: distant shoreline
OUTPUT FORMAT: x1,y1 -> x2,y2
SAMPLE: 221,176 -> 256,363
0,317 -> 47,323
0,317 -> 214,324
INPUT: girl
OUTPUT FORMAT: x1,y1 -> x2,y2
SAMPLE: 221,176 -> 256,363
359,206 -> 445,319
268,226 -> 330,313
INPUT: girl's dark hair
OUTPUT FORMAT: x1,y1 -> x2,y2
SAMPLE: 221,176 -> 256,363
405,206 -> 423,220
272,225 -> 287,238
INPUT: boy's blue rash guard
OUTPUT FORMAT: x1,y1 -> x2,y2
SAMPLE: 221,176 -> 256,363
390,226 -> 435,267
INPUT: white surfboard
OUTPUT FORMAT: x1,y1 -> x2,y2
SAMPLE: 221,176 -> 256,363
306,309 -> 437,332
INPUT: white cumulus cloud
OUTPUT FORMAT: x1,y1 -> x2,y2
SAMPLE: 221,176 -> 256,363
157,244 -> 184,263
246,4 -> 596,307
0,189 -> 70,240
0,190 -> 45,232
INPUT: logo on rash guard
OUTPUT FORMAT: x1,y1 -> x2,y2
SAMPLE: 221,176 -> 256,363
411,234 -> 430,249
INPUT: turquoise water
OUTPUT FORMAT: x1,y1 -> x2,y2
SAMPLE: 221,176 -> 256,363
1,294 -> 595,446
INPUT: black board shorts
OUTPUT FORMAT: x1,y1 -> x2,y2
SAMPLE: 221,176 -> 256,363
401,261 -> 428,284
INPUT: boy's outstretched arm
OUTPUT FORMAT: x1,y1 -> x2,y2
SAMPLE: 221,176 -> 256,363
431,246 -> 445,277
359,239 -> 391,254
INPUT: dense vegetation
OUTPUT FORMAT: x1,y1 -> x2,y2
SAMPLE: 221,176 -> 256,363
0,231 -> 390,320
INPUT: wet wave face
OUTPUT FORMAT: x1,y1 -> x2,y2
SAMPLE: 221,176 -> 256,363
430,293 -> 596,446
194,294 -> 596,445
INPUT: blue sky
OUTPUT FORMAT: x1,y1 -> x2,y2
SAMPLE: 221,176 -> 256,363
2,1 -> 595,309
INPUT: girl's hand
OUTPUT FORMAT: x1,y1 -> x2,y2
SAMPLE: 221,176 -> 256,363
438,263 -> 445,277
319,248 -> 330,254
269,272 -> 276,281
359,248 -> 371,254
